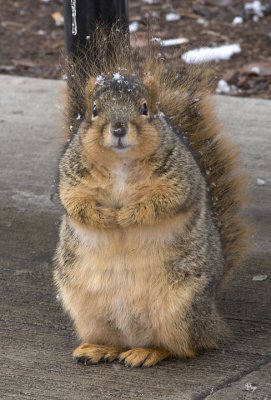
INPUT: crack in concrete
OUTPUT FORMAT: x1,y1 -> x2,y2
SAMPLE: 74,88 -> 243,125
193,358 -> 271,400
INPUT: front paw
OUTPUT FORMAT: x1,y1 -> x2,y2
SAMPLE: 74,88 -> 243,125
117,205 -> 137,227
95,206 -> 117,229
117,202 -> 155,227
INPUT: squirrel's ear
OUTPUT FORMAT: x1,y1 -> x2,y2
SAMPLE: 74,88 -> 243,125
143,75 -> 158,113
85,77 -> 96,111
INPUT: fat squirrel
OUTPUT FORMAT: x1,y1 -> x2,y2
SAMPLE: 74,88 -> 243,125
54,29 -> 250,367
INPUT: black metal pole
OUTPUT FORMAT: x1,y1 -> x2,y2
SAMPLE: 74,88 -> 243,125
63,0 -> 129,56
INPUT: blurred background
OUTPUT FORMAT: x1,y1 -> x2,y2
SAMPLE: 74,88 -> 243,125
0,0 -> 271,98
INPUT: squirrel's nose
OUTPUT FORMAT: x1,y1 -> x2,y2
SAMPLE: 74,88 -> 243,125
111,122 -> 127,138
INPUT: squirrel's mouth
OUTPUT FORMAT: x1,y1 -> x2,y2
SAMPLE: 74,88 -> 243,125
111,138 -> 131,152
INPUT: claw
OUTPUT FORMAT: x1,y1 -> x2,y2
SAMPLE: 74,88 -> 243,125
75,356 -> 89,365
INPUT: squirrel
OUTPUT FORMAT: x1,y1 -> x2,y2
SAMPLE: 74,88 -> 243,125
53,29 -> 250,367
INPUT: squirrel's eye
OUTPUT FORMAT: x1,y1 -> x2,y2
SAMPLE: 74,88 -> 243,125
92,103 -> 98,118
140,102 -> 148,116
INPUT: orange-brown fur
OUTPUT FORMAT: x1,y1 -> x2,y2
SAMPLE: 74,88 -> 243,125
54,28 -> 249,367
63,29 -> 250,277
58,212 -> 201,358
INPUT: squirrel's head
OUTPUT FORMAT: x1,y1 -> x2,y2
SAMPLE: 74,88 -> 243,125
82,73 -> 160,161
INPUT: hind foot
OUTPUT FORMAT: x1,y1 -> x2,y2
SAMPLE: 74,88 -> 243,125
73,343 -> 123,365
119,347 -> 172,367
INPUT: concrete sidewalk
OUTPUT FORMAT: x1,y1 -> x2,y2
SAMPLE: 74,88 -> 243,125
0,75 -> 270,400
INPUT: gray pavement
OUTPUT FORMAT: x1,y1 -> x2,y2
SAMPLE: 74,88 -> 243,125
0,75 -> 270,400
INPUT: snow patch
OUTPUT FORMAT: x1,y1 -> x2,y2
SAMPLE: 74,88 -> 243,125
244,1 -> 265,17
129,21 -> 139,33
216,80 -> 231,94
165,13 -> 181,22
113,72 -> 124,81
96,75 -> 105,85
163,38 -> 188,46
232,16 -> 243,25
252,275 -> 268,281
250,66 -> 261,75
182,44 -> 241,64
151,37 -> 188,46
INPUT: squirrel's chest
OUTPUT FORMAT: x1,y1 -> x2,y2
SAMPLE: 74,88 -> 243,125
112,166 -> 128,195
104,163 -> 146,207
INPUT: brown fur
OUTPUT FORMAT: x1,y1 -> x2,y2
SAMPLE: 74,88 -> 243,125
63,28 -> 250,278
54,28 -> 249,367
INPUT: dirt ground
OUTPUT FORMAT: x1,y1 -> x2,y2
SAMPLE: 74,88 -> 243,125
1,0 -> 271,98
